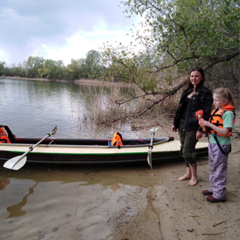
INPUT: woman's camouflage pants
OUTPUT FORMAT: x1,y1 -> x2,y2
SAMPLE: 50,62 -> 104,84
178,121 -> 197,167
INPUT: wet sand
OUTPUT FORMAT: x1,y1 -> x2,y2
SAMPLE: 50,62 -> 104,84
0,115 -> 240,240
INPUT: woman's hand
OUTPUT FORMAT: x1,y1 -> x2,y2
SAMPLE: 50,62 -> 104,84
172,125 -> 177,132
196,130 -> 202,140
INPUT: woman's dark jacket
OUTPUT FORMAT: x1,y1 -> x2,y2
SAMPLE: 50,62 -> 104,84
173,86 -> 213,131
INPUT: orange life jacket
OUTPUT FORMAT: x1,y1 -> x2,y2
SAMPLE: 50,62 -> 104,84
209,105 -> 236,137
0,127 -> 11,143
111,132 -> 123,147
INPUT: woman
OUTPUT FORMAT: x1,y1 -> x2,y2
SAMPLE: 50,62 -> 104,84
172,67 -> 213,186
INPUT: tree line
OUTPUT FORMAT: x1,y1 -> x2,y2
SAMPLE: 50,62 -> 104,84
0,50 -> 103,81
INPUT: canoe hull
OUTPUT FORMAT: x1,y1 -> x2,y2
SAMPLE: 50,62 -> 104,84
0,125 -> 208,166
0,139 -> 208,165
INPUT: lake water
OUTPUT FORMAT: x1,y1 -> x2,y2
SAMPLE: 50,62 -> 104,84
0,78 -> 138,139
0,78 -> 163,240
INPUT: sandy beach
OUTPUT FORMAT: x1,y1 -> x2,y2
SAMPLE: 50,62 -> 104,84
116,113 -> 240,240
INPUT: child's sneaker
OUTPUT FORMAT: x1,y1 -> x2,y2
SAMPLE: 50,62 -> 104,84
206,195 -> 226,203
202,190 -> 213,195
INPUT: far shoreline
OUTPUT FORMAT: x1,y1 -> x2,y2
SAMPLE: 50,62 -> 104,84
0,76 -> 131,87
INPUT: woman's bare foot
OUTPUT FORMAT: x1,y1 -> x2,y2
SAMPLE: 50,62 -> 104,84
188,177 -> 198,186
178,173 -> 191,181
188,164 -> 198,186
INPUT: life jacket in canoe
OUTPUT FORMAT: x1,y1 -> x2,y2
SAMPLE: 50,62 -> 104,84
110,132 -> 123,147
0,126 -> 11,143
209,105 -> 236,137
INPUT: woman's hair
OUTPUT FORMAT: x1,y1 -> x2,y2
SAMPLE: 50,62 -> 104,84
213,88 -> 235,107
187,67 -> 205,91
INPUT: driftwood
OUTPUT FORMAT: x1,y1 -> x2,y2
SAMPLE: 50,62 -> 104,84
188,213 -> 212,220
213,221 -> 226,227
202,231 -> 227,236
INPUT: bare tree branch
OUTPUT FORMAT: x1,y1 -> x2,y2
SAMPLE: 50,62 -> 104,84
205,50 -> 239,70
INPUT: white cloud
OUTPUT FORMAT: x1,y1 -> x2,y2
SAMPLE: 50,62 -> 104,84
0,49 -> 9,64
47,33 -> 93,64
0,0 -> 141,65
32,27 -> 136,65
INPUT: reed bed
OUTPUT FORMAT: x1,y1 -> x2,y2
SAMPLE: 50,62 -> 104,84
80,83 -> 177,127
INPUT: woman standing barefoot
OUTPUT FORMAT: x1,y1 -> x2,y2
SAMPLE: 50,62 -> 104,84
172,67 -> 213,186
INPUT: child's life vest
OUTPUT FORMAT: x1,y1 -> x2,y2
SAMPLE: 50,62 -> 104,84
209,105 -> 236,137
110,132 -> 123,147
0,126 -> 11,143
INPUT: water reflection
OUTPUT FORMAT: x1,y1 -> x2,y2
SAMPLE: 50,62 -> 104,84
6,182 -> 38,218
0,179 -> 10,190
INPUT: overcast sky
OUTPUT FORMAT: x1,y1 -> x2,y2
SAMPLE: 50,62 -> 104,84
0,0 -> 139,66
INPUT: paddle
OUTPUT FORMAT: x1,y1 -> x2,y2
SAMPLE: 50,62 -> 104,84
3,126 -> 58,170
147,127 -> 159,169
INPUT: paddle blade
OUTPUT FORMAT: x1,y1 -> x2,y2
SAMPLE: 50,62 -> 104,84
51,125 -> 58,136
3,156 -> 27,170
147,150 -> 152,169
150,127 -> 159,133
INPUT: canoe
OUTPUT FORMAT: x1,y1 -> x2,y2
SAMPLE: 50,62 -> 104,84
0,125 -> 208,167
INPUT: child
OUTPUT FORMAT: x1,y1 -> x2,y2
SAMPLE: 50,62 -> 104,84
199,88 -> 236,203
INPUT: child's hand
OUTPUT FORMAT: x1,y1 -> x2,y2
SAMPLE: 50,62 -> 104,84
199,118 -> 210,127
198,115 -> 209,138
199,118 -> 204,125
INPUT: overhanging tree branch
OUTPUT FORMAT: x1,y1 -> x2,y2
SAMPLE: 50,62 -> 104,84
205,50 -> 239,70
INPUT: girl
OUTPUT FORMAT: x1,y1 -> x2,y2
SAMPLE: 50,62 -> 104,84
199,88 -> 236,203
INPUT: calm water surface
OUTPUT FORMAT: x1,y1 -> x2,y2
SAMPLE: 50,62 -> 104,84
0,78 -> 138,138
0,78 -> 157,240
